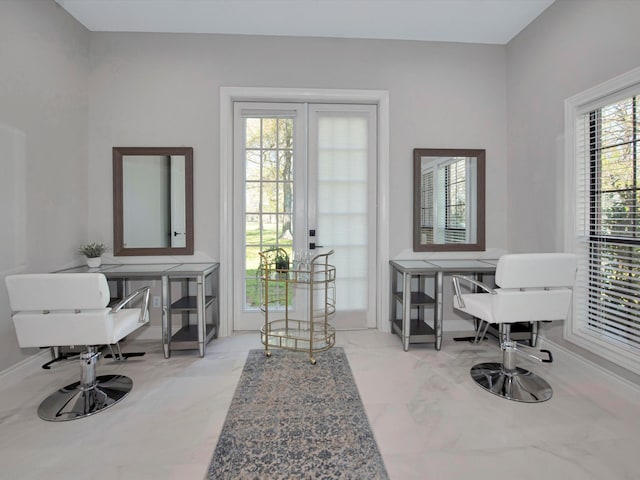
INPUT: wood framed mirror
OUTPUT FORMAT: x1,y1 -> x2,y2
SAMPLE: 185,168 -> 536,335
413,148 -> 485,252
113,147 -> 194,256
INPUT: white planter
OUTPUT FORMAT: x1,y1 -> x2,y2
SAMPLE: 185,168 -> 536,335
86,257 -> 102,268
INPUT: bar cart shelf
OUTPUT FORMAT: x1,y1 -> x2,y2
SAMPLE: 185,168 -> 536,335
258,249 -> 336,364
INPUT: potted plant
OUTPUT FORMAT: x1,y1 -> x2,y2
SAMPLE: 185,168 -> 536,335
257,248 -> 289,283
274,250 -> 289,271
78,242 -> 108,268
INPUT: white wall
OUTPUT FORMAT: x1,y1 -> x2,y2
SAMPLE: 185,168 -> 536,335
2,0 -> 637,378
4,0 -> 636,376
87,34 -> 509,261
0,3 -> 511,372
86,33 -> 509,334
0,0 -> 89,370
506,0 -> 640,382
507,0 -> 640,253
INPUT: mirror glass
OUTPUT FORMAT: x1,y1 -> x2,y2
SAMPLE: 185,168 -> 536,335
413,148 -> 485,251
113,147 -> 193,256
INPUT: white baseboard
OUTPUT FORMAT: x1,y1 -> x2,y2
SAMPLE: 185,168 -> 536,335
0,349 -> 51,386
540,335 -> 640,393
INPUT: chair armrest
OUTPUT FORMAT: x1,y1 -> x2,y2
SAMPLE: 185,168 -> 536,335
452,275 -> 496,309
111,286 -> 151,323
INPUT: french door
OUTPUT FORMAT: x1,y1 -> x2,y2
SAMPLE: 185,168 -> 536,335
232,102 -> 377,331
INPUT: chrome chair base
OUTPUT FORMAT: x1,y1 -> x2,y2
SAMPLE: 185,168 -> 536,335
470,362 -> 552,403
37,374 -> 133,422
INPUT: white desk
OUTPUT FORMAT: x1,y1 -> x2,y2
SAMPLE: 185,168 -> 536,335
389,259 -> 498,351
58,263 -> 219,358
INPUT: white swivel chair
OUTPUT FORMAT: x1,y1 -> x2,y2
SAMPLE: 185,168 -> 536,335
5,273 -> 150,421
452,253 -> 577,403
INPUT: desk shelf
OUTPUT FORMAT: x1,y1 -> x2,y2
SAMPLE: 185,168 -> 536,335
391,318 -> 436,343
389,259 -> 498,352
391,274 -> 437,348
170,323 -> 217,349
393,291 -> 434,306
166,266 -> 219,357
170,295 -> 215,311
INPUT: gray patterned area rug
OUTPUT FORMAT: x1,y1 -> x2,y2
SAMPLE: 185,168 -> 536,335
208,347 -> 389,480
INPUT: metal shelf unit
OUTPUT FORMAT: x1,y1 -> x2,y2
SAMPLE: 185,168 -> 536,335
163,263 -> 219,358
56,262 -> 220,359
391,273 -> 437,346
258,249 -> 336,364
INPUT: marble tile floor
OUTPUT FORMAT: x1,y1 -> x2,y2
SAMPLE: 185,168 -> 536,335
1,330 -> 640,480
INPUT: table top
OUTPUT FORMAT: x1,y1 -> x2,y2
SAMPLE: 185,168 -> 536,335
390,259 -> 498,274
57,262 -> 219,277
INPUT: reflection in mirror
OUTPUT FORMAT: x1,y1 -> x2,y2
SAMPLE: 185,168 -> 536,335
113,147 -> 193,256
413,148 -> 485,252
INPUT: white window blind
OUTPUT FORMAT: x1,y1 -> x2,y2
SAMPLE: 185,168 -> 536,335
431,157 -> 468,244
315,112 -> 370,311
421,169 -> 434,244
574,93 -> 640,356
444,159 -> 468,243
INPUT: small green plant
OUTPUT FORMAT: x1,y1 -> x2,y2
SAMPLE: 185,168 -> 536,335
274,251 -> 289,271
257,248 -> 290,280
77,242 -> 108,258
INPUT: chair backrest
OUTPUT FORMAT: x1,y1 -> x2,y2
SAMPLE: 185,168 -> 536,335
4,273 -> 133,348
491,253 -> 578,324
5,273 -> 111,312
495,253 -> 577,289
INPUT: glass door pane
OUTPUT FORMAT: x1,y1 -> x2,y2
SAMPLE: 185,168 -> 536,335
233,103 -> 305,330
244,117 -> 294,309
308,105 -> 377,329
233,102 -> 377,331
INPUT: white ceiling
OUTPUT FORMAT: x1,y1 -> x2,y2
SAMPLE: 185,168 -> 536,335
55,0 -> 555,45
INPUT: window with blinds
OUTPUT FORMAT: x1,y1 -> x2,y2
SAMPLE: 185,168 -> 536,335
420,158 -> 468,244
420,170 -> 434,243
444,160 -> 467,243
575,94 -> 640,354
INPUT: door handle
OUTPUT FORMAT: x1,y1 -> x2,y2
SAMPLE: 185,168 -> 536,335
309,229 -> 322,249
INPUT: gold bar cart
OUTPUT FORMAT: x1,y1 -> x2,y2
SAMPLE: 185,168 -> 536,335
258,249 -> 336,364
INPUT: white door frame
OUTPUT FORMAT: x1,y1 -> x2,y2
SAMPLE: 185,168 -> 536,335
219,86 -> 390,337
